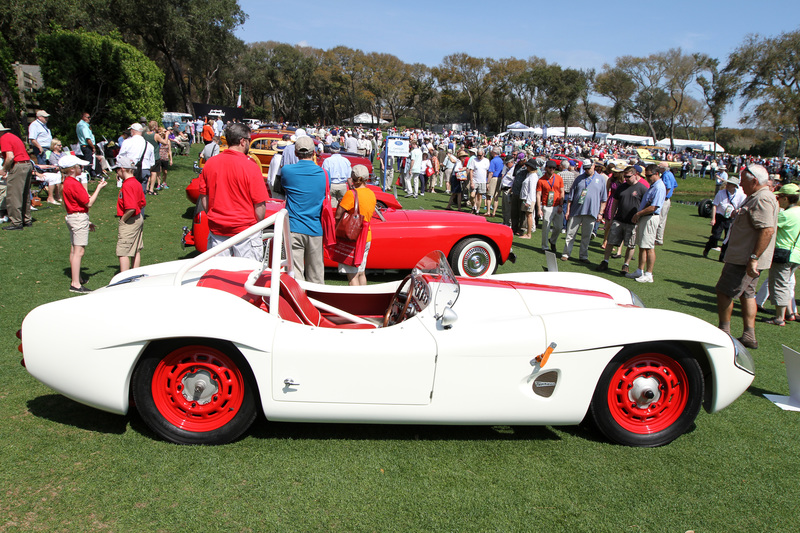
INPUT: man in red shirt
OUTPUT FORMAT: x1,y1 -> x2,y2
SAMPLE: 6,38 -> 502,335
197,123 -> 268,260
1,123 -> 35,230
61,154 -> 108,293
113,156 -> 147,272
536,160 -> 565,253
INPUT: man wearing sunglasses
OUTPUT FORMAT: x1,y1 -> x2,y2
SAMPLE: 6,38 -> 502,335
197,123 -> 267,260
626,164 -> 665,283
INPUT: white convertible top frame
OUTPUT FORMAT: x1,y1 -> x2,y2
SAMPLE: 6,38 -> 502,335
173,209 -> 294,316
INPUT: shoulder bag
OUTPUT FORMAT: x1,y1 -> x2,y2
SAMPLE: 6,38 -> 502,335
335,187 -> 364,241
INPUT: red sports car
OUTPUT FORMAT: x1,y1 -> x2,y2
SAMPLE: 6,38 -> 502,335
183,202 -> 515,278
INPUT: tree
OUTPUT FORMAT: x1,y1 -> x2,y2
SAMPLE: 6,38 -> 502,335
726,28 -> 800,158
659,48 -> 699,148
694,54 -> 737,154
615,54 -> 670,141
437,54 -> 490,129
594,65 -> 635,134
0,34 -> 21,134
35,30 -> 164,140
111,1 -> 246,115
407,64 -> 437,128
538,65 -> 587,139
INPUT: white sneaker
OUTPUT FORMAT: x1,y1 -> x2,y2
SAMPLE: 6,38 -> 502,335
635,272 -> 654,283
625,268 -> 643,279
0,216 -> 8,223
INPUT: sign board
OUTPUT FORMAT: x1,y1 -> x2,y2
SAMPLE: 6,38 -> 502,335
386,137 -> 410,158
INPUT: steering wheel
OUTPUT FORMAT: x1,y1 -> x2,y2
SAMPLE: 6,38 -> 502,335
383,274 -> 415,327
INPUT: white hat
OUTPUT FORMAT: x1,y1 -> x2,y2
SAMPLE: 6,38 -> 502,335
129,123 -> 144,132
58,154 -> 90,168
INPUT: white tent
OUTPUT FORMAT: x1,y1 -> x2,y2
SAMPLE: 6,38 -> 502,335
656,138 -> 724,152
506,121 -> 528,130
344,112 -> 389,125
547,126 -> 594,138
608,134 -> 655,146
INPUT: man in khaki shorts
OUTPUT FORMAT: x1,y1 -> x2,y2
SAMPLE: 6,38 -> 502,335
626,164 -> 665,283
113,156 -> 147,271
60,154 -> 108,293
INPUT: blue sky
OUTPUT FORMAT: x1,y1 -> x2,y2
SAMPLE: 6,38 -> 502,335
235,0 -> 800,128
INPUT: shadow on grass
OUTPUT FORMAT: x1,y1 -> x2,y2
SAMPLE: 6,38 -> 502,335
744,384 -> 784,400
27,394 -> 128,435
182,206 -> 195,220
247,419 -> 564,443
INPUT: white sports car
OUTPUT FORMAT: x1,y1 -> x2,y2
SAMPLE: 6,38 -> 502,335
20,210 -> 755,447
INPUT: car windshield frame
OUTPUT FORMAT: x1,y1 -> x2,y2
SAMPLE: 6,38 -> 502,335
412,251 -> 460,317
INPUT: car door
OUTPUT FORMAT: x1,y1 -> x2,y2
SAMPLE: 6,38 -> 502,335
271,317 -> 437,405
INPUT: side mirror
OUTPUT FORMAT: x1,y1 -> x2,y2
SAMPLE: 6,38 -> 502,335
438,306 -> 458,329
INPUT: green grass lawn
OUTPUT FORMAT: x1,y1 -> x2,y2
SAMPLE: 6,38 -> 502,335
1,152 -> 798,531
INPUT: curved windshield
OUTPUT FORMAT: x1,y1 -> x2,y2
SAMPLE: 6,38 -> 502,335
412,251 -> 460,317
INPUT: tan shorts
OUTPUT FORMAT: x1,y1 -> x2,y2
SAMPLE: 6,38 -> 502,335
716,262 -> 759,299
65,212 -> 90,246
608,220 -> 636,248
338,241 -> 371,274
487,176 -> 499,199
117,214 -> 144,257
635,214 -> 660,249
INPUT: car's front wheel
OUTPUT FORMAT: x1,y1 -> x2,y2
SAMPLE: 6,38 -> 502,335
698,198 -> 713,217
449,238 -> 497,278
589,343 -> 703,447
132,341 -> 258,445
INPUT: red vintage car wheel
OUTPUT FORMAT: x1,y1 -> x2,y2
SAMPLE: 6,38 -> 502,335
590,344 -> 703,447
133,342 -> 257,444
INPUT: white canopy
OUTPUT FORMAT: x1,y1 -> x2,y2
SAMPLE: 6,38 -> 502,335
345,113 -> 389,125
547,126 -> 594,138
608,134 -> 655,146
506,121 -> 529,130
656,138 -> 724,152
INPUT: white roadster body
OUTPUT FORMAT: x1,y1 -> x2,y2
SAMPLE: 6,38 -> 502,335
21,210 -> 755,447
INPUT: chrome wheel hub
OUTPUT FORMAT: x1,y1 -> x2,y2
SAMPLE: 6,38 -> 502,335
628,375 -> 661,409
180,369 -> 219,405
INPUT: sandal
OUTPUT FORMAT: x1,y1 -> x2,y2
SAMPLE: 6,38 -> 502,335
787,313 -> 797,322
763,318 -> 786,326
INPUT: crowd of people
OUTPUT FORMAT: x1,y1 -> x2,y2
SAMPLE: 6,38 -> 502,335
1,114 -> 798,338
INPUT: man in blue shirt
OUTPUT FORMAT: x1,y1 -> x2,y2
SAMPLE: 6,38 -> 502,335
321,141 -> 351,207
562,159 -> 607,262
76,112 -> 96,177
626,164 -> 666,283
28,110 -> 52,165
487,147 -> 504,216
655,161 -> 677,245
281,136 -> 327,284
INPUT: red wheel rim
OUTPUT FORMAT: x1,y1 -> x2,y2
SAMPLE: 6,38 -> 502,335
151,346 -> 245,432
606,353 -> 690,434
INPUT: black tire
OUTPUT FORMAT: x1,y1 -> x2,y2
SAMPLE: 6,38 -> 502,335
132,340 -> 258,445
698,199 -> 713,218
589,343 -> 703,447
449,237 -> 498,278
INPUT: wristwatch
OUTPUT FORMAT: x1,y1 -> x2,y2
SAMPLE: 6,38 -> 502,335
749,254 -> 759,261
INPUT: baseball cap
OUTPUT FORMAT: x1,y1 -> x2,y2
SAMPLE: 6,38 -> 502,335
112,155 -> 135,170
545,160 -> 558,169
776,183 -> 800,196
352,164 -> 369,180
36,110 -> 50,118
725,176 -> 741,186
129,123 -> 144,132
58,154 -> 90,168
632,164 -> 644,175
294,136 -> 315,154
582,158 -> 594,168
330,141 -> 341,151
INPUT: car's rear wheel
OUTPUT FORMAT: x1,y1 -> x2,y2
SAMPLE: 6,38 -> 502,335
132,341 -> 258,445
449,238 -> 497,278
589,343 -> 703,447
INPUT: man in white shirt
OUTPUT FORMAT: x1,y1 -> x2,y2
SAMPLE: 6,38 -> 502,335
28,110 -> 52,165
321,141 -> 352,207
117,123 -> 155,195
467,148 -> 490,214
405,140 -> 423,198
